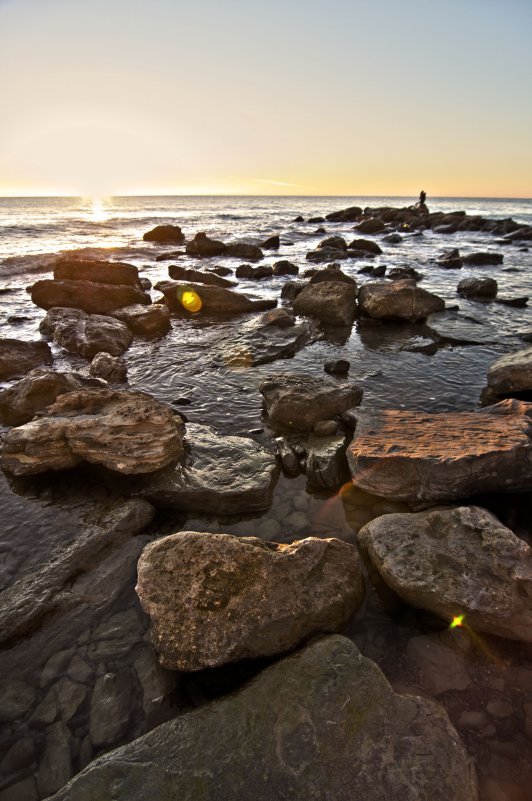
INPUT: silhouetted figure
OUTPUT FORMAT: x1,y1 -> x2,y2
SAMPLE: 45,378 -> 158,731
419,190 -> 426,205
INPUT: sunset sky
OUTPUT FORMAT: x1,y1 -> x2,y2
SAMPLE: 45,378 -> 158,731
0,0 -> 531,197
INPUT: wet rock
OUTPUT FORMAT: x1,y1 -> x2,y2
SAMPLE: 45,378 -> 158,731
143,224 -> 185,244
347,400 -> 532,503
167,264 -> 234,287
358,506 -> 532,642
495,295 -> 528,307
0,680 -> 35,722
382,233 -> 402,243
424,310 -> 500,345
272,260 -> 298,276
138,423 -> 279,515
436,249 -> 463,269
308,216 -> 325,223
358,264 -> 386,277
304,432 -> 348,489
225,242 -> 264,261
136,532 -> 363,670
30,279 -> 150,315
156,280 -> 276,315
280,279 -> 305,300
0,369 -> 103,427
36,721 -> 72,798
358,281 -> 444,322
317,236 -> 347,251
324,359 -> 350,375
275,436 -> 300,476
458,277 -> 498,300
49,636 -> 478,801
325,205 -> 363,221
355,217 -> 385,234
487,345 -> 532,396
1,389 -> 183,477
348,238 -> 382,254
261,234 -> 280,249
111,303 -> 171,338
53,257 -> 141,287
139,277 -> 151,291
260,374 -> 363,432
185,232 -> 226,257
89,352 -> 128,383
305,246 -> 348,263
463,251 -> 504,265
90,671 -> 134,748
293,214 -> 304,221
293,281 -> 357,326
235,263 -> 273,280
210,265 -> 233,277
0,338 -> 52,381
45,309 -> 133,359
387,266 -> 423,282
308,264 -> 356,285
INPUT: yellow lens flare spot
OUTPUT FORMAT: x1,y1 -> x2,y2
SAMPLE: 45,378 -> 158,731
178,289 -> 202,313
450,614 -> 465,629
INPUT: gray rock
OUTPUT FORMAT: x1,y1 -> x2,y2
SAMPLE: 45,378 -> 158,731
324,359 -> 350,375
275,437 -> 300,476
293,281 -> 357,326
67,655 -> 92,684
0,680 -> 35,723
457,277 -> 498,300
487,345 -> 532,395
133,647 -> 177,718
43,309 -> 133,359
40,649 -> 75,688
304,433 -> 348,489
1,389 -> 183,477
138,423 -> 279,515
110,303 -> 171,338
0,778 -> 38,801
137,532 -> 363,670
358,281 -> 444,322
90,671 -> 135,748
89,352 -> 127,382
0,338 -> 52,381
425,311 -> 501,345
260,374 -> 363,432
436,249 -> 463,269
347,400 -> 532,503
33,678 -> 87,725
49,636 -> 478,801
358,506 -> 532,642
36,721 -> 72,798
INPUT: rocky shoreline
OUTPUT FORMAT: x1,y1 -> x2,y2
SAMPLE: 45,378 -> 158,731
1,201 -> 532,800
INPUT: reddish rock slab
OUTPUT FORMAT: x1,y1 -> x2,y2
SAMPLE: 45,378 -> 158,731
30,279 -> 151,315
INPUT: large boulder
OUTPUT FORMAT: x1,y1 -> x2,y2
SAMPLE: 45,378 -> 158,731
111,304 -> 171,338
260,374 -> 363,432
0,369 -> 103,426
0,338 -> 52,381
1,389 -> 184,476
156,280 -> 276,316
136,532 -> 363,670
53,258 -> 140,287
487,346 -> 532,396
358,506 -> 532,642
358,281 -> 444,322
167,264 -> 235,287
137,423 -> 279,514
143,224 -> 185,244
347,400 -> 532,503
44,309 -> 133,359
48,636 -> 478,801
293,281 -> 357,326
30,279 -> 150,315
185,232 -> 226,257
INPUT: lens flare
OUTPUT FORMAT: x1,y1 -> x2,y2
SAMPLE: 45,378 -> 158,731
178,289 -> 202,313
449,614 -> 465,629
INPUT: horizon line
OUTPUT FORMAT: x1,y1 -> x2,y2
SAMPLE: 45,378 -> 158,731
0,193 -> 531,201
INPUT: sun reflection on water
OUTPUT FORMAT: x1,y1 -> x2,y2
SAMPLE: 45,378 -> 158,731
88,197 -> 109,223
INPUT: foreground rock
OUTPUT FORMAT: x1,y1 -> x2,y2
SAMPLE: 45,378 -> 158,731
347,400 -> 532,502
358,281 -> 444,322
53,257 -> 141,287
41,308 -> 133,359
138,423 -> 278,514
143,224 -> 185,244
0,338 -> 52,380
293,281 -> 357,326
0,369 -> 103,426
30,279 -> 150,315
156,280 -> 276,315
260,374 -> 363,432
49,636 -> 478,801
1,389 -> 184,476
137,532 -> 363,670
487,345 -> 532,396
110,304 -> 171,338
358,506 -> 532,642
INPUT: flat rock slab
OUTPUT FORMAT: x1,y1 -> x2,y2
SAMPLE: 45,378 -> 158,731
1,389 -> 184,476
136,532 -> 363,670
347,400 -> 532,502
137,423 -> 278,514
53,258 -> 140,287
358,281 -> 444,322
487,345 -> 532,395
111,304 -> 171,338
424,311 -> 501,346
156,280 -> 276,315
0,338 -> 52,381
358,506 -> 532,642
30,279 -> 150,315
49,636 -> 478,801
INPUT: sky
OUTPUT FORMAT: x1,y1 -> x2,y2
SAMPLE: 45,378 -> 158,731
0,0 -> 531,197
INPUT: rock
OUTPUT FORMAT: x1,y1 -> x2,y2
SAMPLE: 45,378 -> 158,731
0,369 -> 103,426
133,647 -> 177,719
382,233 -> 402,243
293,281 -> 357,327
272,260 -> 298,276
33,677 -> 87,724
46,310 -> 133,359
424,311 -> 500,346
89,352 -> 127,383
293,214 -> 304,221
304,432 -> 348,489
347,400 -> 532,503
225,243 -> 264,261
0,338 -> 52,381
0,680 -> 35,722
36,722 -> 72,798
167,264 -> 235,287
359,505 -> 532,642
358,281 -> 444,322
1,389 -> 183,477
0,778 -> 38,801
235,263 -> 273,280
305,247 -> 348,263
355,218 -> 385,234
387,266 -> 422,282
90,671 -> 134,747
317,236 -> 347,251
143,224 -> 185,244
0,737 -> 36,779
324,359 -> 350,375
111,303 -> 171,338
406,633 -> 471,695
358,264 -> 386,277
312,420 -> 338,436
210,265 -> 233,277
136,532 -> 363,670
457,277 -> 498,300
48,636 -> 478,801
325,204 -> 363,221
275,436 -> 300,476
53,257 -> 140,287
40,649 -> 76,687
260,374 -> 363,432
463,252 -> 503,265
436,249 -> 463,269
260,234 -> 280,249
139,277 -> 152,290
212,309 -> 315,367
137,423 -> 279,515
487,346 -> 532,395
495,295 -> 528,307
185,232 -> 226,257
308,264 -> 356,285
281,280 -> 305,300
348,238 -> 382,254
307,216 -> 325,223
30,279 -> 150,314
155,280 -> 276,316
